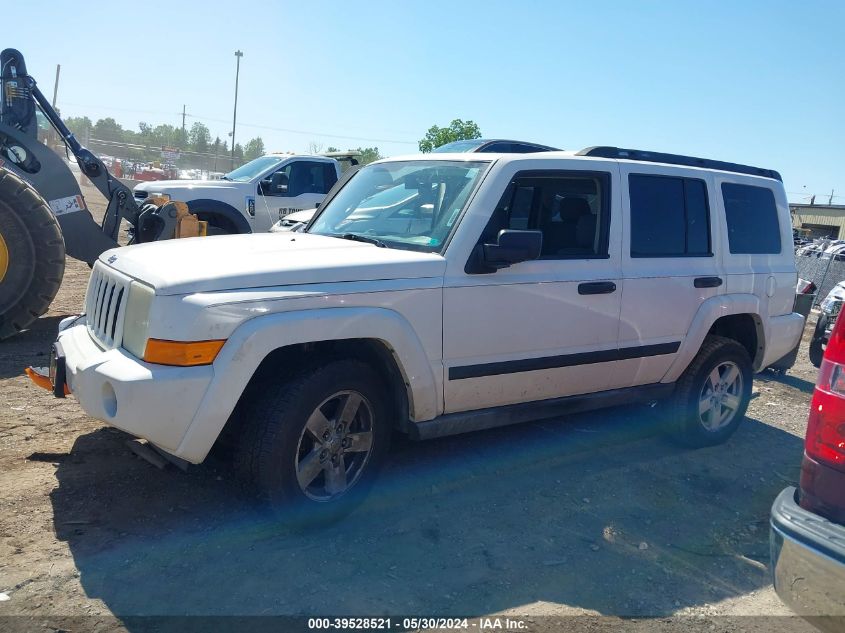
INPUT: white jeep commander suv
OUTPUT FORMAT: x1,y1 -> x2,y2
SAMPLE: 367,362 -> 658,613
43,146 -> 804,521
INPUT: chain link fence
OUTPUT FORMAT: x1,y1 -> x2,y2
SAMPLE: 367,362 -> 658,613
796,253 -> 845,305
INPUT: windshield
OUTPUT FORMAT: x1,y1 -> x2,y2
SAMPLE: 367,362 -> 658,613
308,160 -> 488,253
432,139 -> 487,153
223,155 -> 285,182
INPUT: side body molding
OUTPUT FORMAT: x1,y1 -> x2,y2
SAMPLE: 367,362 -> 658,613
175,307 -> 439,463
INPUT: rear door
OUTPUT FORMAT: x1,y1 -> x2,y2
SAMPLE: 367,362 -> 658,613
616,164 -> 724,386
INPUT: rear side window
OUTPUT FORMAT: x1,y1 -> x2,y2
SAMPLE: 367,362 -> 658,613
629,175 -> 711,257
721,183 -> 781,254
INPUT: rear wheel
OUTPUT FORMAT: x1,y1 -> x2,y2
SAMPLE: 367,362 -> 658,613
0,169 -> 65,340
668,335 -> 752,447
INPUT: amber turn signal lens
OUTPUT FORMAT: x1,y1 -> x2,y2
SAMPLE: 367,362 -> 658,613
143,339 -> 225,366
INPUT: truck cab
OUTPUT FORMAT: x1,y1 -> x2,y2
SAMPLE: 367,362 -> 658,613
133,154 -> 343,234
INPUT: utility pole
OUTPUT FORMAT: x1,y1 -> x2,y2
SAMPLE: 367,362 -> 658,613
181,104 -> 186,142
51,64 -> 61,108
231,50 -> 243,169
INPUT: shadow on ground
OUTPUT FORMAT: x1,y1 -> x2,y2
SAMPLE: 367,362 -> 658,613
50,405 -> 802,620
759,370 -> 817,395
0,315 -> 67,380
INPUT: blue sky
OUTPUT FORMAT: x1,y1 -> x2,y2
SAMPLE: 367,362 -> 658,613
7,0 -> 843,202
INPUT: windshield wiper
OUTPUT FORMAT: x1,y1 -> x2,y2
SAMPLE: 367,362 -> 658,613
331,233 -> 387,248
219,175 -> 231,180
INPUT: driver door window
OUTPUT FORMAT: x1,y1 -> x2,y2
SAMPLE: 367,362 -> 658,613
264,165 -> 291,197
263,162 -> 338,198
481,171 -> 610,259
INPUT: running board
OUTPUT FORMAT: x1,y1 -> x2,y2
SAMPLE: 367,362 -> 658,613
409,383 -> 675,441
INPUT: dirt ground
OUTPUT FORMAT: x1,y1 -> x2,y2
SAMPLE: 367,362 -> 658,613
0,185 -> 825,632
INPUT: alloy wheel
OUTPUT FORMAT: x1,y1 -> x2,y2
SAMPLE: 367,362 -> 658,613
294,390 -> 375,502
698,361 -> 744,431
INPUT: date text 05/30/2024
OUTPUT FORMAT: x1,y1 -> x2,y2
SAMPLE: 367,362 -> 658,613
307,617 -> 528,630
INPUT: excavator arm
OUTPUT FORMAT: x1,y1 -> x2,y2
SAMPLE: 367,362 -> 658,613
0,48 -> 177,264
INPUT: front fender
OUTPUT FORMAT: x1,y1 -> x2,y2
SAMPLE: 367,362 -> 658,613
174,307 -> 439,463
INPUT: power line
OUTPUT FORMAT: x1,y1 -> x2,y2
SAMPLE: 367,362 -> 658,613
59,100 -> 417,146
184,111 -> 416,145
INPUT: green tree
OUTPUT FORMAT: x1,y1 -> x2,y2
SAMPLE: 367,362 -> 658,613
243,137 -> 266,161
152,124 -> 181,149
326,146 -> 340,153
65,116 -> 93,139
418,119 -> 481,152
356,146 -> 382,165
92,117 -> 124,142
188,121 -> 211,153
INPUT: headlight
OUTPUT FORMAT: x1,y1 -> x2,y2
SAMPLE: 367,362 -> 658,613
122,281 -> 155,358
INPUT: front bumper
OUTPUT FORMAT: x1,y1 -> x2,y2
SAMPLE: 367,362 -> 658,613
770,487 -> 845,623
56,319 -> 214,458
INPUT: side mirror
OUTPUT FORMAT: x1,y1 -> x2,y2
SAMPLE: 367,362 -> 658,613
482,229 -> 542,269
266,172 -> 289,196
259,179 -> 271,194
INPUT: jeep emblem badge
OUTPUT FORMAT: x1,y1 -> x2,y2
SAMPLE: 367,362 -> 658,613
107,255 -> 118,264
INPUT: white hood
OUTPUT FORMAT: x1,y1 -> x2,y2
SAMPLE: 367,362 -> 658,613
134,179 -> 247,194
100,233 -> 446,296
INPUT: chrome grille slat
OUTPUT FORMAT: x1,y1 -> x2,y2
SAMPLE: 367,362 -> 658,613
94,275 -> 108,328
85,262 -> 131,350
100,285 -> 116,335
109,288 -> 124,342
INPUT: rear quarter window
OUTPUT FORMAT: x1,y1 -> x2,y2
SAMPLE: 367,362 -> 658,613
721,183 -> 781,254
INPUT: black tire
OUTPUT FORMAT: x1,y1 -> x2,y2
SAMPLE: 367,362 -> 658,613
0,168 -> 65,340
233,359 -> 392,526
809,314 -> 828,369
668,335 -> 753,448
195,213 -> 237,236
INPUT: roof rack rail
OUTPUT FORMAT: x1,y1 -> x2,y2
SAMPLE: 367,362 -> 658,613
576,146 -> 782,182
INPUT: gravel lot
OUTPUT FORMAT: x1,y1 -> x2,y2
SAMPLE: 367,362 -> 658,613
0,185 -> 824,631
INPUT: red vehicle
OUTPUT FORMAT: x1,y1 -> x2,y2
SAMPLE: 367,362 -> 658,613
133,164 -> 177,182
771,313 -> 845,624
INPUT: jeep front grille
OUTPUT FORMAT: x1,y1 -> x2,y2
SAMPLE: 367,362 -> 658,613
85,263 -> 130,349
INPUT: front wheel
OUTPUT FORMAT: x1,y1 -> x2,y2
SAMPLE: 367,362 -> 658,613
668,335 -> 752,448
233,359 -> 391,525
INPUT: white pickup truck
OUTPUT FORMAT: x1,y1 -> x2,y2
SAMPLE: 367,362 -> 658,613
42,147 -> 804,523
133,153 -> 351,234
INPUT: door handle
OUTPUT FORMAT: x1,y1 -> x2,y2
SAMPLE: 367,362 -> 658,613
578,281 -> 617,295
694,276 -> 723,288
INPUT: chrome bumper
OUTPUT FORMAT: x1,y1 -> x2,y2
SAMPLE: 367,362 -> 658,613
770,487 -> 845,628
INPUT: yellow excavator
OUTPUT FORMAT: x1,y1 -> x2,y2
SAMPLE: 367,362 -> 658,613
0,48 -> 197,339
